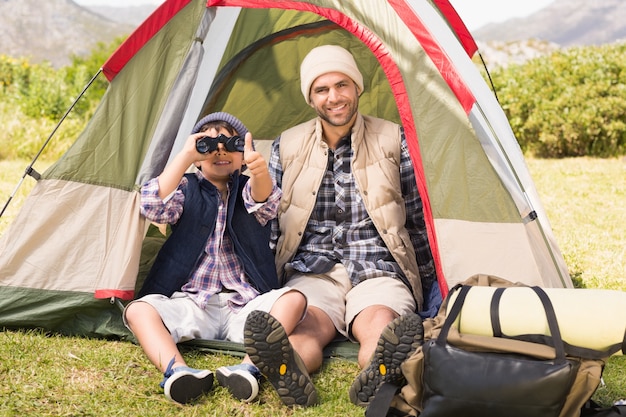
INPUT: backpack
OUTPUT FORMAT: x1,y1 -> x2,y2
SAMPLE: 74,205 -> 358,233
367,274 -> 626,417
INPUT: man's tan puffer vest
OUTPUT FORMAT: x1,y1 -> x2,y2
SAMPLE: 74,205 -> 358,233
275,113 -> 423,309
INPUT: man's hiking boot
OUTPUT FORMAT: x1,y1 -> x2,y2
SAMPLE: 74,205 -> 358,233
160,357 -> 214,404
244,310 -> 318,407
349,312 -> 424,407
216,363 -> 262,402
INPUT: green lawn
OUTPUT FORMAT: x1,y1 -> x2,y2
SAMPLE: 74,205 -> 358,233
0,157 -> 625,416
525,157 -> 626,291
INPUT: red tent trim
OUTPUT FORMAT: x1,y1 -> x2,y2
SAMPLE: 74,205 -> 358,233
388,0 -> 476,114
95,289 -> 135,301
211,0 -> 448,295
432,0 -> 478,57
102,0 -> 194,81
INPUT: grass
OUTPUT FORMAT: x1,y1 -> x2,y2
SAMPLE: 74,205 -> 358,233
0,162 -> 36,233
0,329 -> 361,416
526,157 -> 626,291
1,156 -> 626,415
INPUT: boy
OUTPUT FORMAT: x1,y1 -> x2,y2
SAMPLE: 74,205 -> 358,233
124,112 -> 308,405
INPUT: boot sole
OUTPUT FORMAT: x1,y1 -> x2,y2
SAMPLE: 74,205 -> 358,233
244,310 -> 318,407
349,313 -> 424,407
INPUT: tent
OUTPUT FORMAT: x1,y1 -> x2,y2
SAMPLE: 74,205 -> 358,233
0,0 -> 573,340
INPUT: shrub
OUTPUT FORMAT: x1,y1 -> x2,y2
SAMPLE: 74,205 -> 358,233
3,39 -> 626,160
491,42 -> 626,158
0,38 -> 123,160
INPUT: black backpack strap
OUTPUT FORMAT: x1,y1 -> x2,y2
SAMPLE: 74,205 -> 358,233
365,382 -> 401,417
490,287 -> 505,337
531,286 -> 568,363
439,285 -> 568,363
436,285 -> 472,343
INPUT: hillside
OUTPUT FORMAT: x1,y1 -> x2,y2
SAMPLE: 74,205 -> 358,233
0,0 -> 624,69
476,39 -> 561,69
0,0 -> 135,67
473,0 -> 626,46
86,4 -> 158,27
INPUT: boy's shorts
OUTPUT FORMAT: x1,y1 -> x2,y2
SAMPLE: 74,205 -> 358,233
123,287 -> 300,344
285,264 -> 416,341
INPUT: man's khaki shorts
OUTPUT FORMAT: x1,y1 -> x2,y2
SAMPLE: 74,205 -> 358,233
285,264 -> 416,340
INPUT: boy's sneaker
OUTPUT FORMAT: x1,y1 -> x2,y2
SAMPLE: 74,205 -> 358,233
216,363 -> 262,402
349,312 -> 424,407
244,310 -> 318,407
160,358 -> 214,404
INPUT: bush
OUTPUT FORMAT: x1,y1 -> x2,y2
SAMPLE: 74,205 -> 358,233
0,37 -> 123,160
2,39 -> 626,160
492,42 -> 626,158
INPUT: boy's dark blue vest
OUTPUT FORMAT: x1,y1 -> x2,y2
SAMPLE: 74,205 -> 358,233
137,172 -> 279,298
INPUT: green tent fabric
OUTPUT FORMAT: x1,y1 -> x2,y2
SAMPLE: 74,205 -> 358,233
0,0 -> 572,349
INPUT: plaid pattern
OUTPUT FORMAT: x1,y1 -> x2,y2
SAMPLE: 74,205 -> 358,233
269,128 -> 436,288
140,172 -> 281,310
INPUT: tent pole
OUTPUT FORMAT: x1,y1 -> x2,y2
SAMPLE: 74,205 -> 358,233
478,50 -> 500,103
0,69 -> 103,219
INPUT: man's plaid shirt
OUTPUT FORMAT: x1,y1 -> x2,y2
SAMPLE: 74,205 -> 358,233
269,128 -> 436,289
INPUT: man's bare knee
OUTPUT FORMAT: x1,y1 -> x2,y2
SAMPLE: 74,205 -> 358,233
292,307 -> 336,344
352,305 -> 397,336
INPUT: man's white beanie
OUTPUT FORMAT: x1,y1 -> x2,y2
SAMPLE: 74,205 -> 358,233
300,45 -> 364,104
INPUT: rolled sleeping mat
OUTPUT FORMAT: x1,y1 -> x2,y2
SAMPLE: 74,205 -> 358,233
446,286 -> 626,356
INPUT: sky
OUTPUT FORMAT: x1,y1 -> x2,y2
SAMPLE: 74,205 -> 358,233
449,0 -> 555,30
74,0 -> 555,31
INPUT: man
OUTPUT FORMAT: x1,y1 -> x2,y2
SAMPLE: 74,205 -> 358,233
243,45 -> 440,408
